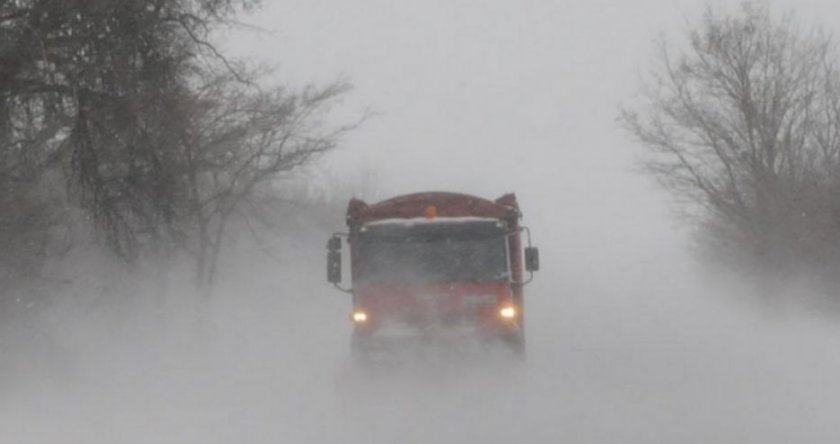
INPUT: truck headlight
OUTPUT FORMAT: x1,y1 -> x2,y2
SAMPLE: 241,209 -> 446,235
351,311 -> 368,323
499,306 -> 516,319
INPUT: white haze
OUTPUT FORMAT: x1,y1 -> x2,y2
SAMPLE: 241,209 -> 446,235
4,0 -> 840,442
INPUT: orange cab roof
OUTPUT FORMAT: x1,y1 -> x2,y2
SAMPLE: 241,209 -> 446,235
347,192 -> 520,225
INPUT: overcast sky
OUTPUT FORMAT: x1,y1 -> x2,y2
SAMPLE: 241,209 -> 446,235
227,4 -> 832,183
220,0 -> 840,278
225,1 -> 840,190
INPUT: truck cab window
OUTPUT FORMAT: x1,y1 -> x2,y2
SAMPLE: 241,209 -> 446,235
357,221 -> 510,284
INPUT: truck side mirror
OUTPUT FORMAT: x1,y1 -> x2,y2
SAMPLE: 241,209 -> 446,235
525,246 -> 540,272
327,250 -> 342,283
327,236 -> 342,283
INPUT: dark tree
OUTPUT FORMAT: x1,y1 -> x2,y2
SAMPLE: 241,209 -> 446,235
621,2 -> 840,276
0,0 -> 354,290
174,72 -> 353,287
1,0 -> 259,260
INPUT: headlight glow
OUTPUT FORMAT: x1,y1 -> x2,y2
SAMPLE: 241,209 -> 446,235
351,311 -> 368,323
499,306 -> 517,319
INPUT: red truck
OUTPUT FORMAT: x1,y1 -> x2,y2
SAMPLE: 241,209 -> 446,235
326,192 -> 539,358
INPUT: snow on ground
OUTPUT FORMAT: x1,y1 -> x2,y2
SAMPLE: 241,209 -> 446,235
2,225 -> 840,443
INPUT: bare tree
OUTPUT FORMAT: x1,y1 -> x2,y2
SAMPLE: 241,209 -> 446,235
0,0 -> 261,263
1,0 -> 357,295
173,73 -> 353,288
621,2 -> 840,274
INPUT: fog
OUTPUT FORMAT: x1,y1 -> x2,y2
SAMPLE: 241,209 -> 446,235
5,0 -> 840,442
5,227 -> 840,442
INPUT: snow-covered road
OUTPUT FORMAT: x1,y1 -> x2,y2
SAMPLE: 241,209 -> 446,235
4,238 -> 840,443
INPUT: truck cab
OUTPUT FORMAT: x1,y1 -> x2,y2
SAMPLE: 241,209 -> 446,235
327,192 -> 539,358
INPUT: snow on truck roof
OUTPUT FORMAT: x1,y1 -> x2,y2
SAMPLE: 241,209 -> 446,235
346,192 -> 520,225
363,217 -> 502,227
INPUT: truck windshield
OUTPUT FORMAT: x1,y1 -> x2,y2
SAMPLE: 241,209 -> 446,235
356,220 -> 510,284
